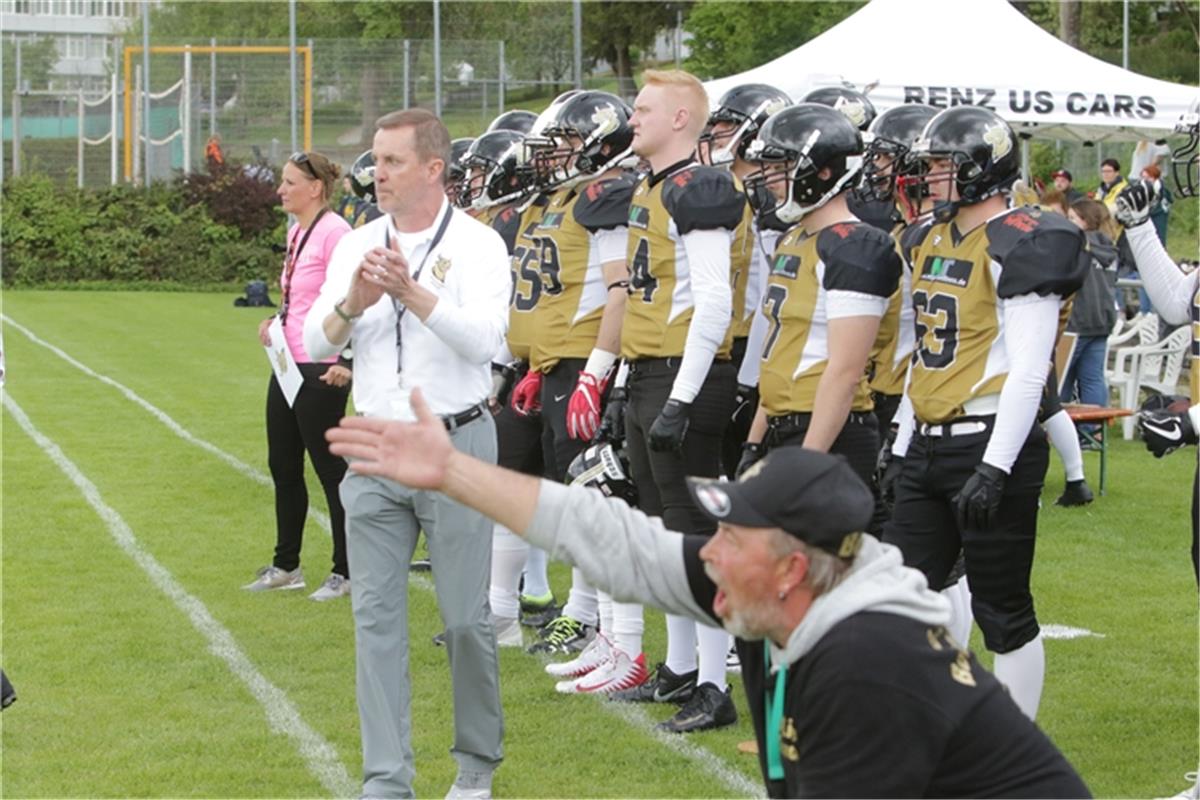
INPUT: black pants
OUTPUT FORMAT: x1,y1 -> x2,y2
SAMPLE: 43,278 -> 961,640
540,358 -> 593,483
624,358 -> 737,535
266,363 -> 350,577
765,410 -> 886,536
495,404 -> 544,476
883,421 -> 1049,653
871,391 -> 902,433
722,337 -> 755,479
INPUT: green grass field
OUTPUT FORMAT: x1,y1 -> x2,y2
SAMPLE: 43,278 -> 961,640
2,290 -> 1197,799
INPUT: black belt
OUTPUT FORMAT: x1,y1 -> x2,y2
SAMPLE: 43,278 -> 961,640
442,402 -> 486,431
627,356 -> 682,375
767,410 -> 873,431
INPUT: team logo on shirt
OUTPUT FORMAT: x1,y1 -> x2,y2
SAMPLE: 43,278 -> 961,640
538,211 -> 566,230
432,255 -> 452,282
628,205 -> 651,230
919,255 -> 973,287
771,253 -> 801,280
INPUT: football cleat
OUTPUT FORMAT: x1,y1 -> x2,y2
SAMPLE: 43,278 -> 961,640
1055,479 -> 1095,507
526,615 -> 595,655
608,661 -> 697,704
556,649 -> 648,695
545,633 -> 611,678
656,682 -> 738,733
519,591 -> 559,628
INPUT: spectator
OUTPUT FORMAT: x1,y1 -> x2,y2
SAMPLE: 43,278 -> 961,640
1061,198 -> 1119,416
247,150 -> 354,601
204,134 -> 225,174
1130,138 -> 1171,179
1095,158 -> 1128,213
1039,187 -> 1069,217
1052,169 -> 1084,204
1141,163 -> 1173,245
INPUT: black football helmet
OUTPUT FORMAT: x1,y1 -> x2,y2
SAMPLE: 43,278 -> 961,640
522,90 -> 582,189
349,150 -> 376,204
858,103 -> 938,207
1171,96 -> 1199,198
537,90 -> 634,189
905,106 -> 1020,220
699,83 -> 793,167
460,130 -> 530,211
566,442 -> 638,506
743,103 -> 863,224
445,137 -> 475,206
487,109 -> 537,135
802,86 -> 877,132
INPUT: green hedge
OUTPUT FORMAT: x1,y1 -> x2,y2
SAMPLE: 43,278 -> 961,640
1,166 -> 287,288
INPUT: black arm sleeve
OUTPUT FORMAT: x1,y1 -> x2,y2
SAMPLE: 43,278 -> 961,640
662,166 -> 747,234
988,211 -> 1089,299
817,223 -> 903,298
574,173 -> 638,232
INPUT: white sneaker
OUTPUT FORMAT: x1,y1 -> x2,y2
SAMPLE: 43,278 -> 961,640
445,769 -> 493,800
243,565 -> 304,592
308,573 -> 350,601
493,615 -> 523,648
545,633 -> 611,678
556,648 -> 648,695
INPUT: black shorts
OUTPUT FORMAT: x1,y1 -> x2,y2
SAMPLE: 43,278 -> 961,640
882,419 -> 1049,653
495,404 -> 543,476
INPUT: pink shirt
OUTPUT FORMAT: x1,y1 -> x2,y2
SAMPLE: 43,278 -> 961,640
280,210 -> 351,363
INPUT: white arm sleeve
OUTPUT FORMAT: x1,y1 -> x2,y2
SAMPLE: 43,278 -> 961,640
670,228 -> 734,403
1126,223 -> 1196,326
593,226 -> 629,265
737,308 -> 769,387
981,294 -> 1061,472
825,290 -> 890,320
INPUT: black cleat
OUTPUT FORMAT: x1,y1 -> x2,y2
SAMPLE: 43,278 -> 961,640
657,682 -> 738,733
526,615 -> 595,655
609,662 -> 698,704
410,558 -> 432,572
1056,479 -> 1095,507
518,593 -> 559,628
1,670 -> 15,710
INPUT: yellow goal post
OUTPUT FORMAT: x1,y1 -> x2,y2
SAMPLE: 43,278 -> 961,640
123,45 -> 312,182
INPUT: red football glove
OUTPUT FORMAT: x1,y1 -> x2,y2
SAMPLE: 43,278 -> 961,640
566,371 -> 608,440
509,370 -> 543,416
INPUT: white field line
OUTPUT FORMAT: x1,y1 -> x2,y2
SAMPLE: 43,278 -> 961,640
2,391 -> 359,798
7,316 -> 762,796
1,315 -> 332,532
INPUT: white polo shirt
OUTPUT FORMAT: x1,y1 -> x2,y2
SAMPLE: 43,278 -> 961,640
304,199 -> 512,421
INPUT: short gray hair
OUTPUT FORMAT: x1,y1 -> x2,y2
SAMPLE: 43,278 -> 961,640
375,108 -> 452,184
764,529 -> 853,598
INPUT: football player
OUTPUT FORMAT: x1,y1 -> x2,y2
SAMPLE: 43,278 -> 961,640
486,108 -> 538,135
348,149 -> 385,228
602,69 -> 747,732
882,106 -> 1088,721
737,103 -> 900,538
500,91 -> 644,692
1115,96 -> 1199,581
697,83 -> 793,480
444,137 -> 475,210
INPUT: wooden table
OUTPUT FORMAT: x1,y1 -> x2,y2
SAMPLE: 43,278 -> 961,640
1063,404 -> 1134,495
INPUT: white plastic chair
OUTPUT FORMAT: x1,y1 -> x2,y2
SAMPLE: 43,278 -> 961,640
1105,313 -> 1159,386
1111,326 -> 1191,439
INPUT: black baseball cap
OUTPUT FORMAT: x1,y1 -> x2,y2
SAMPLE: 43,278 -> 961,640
686,447 -> 873,558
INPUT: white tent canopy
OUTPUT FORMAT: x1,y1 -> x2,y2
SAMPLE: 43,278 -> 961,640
703,0 -> 1199,142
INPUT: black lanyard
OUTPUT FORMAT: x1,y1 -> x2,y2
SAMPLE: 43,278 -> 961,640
279,207 -> 328,326
386,204 -> 454,375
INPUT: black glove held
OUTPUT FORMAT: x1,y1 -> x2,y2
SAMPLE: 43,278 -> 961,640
1139,410 -> 1198,458
597,388 -> 629,445
735,442 -> 766,478
648,399 -> 691,453
952,463 -> 1007,531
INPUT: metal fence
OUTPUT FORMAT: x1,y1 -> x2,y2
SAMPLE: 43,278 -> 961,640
4,26 -> 604,188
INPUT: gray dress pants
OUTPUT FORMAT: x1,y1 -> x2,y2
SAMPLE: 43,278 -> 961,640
341,412 -> 502,799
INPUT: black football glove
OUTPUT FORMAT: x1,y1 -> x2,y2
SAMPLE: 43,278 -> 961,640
877,455 -> 904,509
952,463 -> 1007,531
1113,178 -> 1159,228
597,387 -> 628,445
731,383 -> 758,428
648,399 -> 691,453
1139,410 -> 1198,458
735,442 -> 766,478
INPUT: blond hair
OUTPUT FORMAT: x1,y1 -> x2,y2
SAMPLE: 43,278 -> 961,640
641,69 -> 710,136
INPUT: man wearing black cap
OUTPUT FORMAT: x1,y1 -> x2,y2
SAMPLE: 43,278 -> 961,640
1053,169 -> 1085,204
327,389 -> 1090,799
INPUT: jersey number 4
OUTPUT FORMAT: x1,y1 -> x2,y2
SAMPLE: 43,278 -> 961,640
629,237 -> 658,302
912,289 -> 959,369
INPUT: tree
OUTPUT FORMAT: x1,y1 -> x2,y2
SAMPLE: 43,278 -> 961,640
1059,0 -> 1081,49
683,1 -> 862,80
3,36 -> 58,98
583,1 -> 687,98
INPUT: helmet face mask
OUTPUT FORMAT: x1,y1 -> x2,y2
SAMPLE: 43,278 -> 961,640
460,131 -> 530,211
1171,99 -> 1199,198
566,442 -> 638,506
743,104 -> 862,224
537,91 -> 634,190
350,150 -> 377,204
445,137 -> 475,207
699,84 -> 793,169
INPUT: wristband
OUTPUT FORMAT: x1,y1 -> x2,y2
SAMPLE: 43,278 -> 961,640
334,298 -> 362,324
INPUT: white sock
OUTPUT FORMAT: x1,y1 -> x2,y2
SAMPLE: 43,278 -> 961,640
521,545 -> 551,598
596,590 -> 614,637
665,614 -> 698,674
993,634 -> 1045,721
942,579 -> 974,648
563,568 -> 599,627
488,525 -> 527,619
696,622 -> 730,691
1045,409 -> 1085,482
611,600 -> 644,656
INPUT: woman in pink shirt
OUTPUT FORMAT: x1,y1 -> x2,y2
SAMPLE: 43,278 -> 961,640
247,151 -> 354,600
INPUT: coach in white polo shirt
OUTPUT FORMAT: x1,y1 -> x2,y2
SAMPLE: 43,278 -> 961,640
304,107 -> 511,800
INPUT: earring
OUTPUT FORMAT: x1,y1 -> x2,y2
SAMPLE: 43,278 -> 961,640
777,589 -> 788,601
